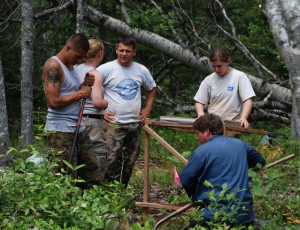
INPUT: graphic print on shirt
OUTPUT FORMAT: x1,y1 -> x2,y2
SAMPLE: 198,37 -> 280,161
227,85 -> 234,91
117,79 -> 138,100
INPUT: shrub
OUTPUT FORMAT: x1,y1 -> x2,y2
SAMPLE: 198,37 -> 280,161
0,147 -> 134,229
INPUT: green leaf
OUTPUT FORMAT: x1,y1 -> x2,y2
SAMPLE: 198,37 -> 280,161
74,164 -> 86,171
62,160 -> 73,170
248,169 -> 257,178
265,182 -> 274,193
222,183 -> 227,190
203,180 -> 214,188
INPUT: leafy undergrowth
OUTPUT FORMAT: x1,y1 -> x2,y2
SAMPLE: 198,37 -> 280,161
0,148 -> 136,230
0,121 -> 299,229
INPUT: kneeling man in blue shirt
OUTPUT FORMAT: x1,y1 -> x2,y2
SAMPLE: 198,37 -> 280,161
180,113 -> 266,228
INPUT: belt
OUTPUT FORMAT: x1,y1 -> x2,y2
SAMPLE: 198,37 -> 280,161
83,114 -> 104,119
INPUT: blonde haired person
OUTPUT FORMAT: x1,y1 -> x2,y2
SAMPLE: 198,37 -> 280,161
75,38 -> 108,181
194,48 -> 255,129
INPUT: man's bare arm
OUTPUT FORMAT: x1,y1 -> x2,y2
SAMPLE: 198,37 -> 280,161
42,60 -> 91,109
139,87 -> 156,122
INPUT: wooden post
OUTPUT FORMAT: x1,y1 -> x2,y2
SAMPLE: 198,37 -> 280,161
143,125 -> 188,164
143,125 -> 150,221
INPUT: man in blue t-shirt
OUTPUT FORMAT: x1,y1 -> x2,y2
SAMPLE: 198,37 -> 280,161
180,113 -> 265,228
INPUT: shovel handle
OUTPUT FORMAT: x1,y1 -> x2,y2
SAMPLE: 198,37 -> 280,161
154,202 -> 194,230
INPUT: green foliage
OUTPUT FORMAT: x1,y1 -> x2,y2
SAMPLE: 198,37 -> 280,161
0,148 -> 134,229
189,182 -> 252,230
1,121 -> 299,229
131,217 -> 155,230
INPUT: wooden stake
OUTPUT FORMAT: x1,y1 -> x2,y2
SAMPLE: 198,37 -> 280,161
261,154 -> 295,171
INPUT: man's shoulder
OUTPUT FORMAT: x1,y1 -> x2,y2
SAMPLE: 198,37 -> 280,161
207,135 -> 239,145
132,61 -> 149,71
42,56 -> 63,78
44,56 -> 60,68
198,136 -> 242,153
100,60 -> 117,67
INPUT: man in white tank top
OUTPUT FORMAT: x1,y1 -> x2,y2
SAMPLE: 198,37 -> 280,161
42,33 -> 104,188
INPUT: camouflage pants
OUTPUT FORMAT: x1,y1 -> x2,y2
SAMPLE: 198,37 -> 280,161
46,130 -> 105,188
104,122 -> 141,186
83,117 -> 107,180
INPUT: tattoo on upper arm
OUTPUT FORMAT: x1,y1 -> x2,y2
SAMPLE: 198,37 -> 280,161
46,65 -> 60,88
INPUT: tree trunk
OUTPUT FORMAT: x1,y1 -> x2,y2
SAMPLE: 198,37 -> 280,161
0,53 -> 9,155
265,0 -> 300,139
20,0 -> 34,147
76,0 -> 87,33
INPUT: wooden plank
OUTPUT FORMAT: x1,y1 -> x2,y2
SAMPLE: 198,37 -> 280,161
225,125 -> 268,135
146,118 -> 267,136
143,125 -> 188,165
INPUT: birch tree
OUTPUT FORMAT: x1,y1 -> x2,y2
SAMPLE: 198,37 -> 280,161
20,0 -> 34,147
0,53 -> 9,155
265,0 -> 300,138
76,0 -> 87,33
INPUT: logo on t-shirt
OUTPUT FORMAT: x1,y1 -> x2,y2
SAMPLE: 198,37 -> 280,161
227,85 -> 234,91
117,79 -> 138,100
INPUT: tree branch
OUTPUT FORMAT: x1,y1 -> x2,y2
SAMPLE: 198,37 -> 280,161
218,25 -> 278,80
34,0 -> 73,19
116,0 -> 131,24
212,0 -> 278,80
214,0 -> 236,36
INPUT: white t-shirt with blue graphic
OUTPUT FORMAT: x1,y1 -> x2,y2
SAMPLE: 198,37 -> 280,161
194,68 -> 255,120
97,60 -> 156,124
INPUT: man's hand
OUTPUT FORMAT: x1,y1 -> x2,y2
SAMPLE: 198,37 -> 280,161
104,110 -> 116,122
139,108 -> 151,122
78,85 -> 92,99
82,73 -> 95,87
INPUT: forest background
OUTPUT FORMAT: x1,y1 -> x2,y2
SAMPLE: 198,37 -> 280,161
0,0 -> 298,148
0,0 -> 299,229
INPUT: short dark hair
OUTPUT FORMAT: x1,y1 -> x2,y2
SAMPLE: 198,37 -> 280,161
193,113 -> 224,135
117,35 -> 136,49
67,33 -> 89,53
